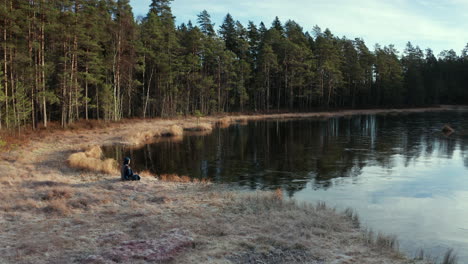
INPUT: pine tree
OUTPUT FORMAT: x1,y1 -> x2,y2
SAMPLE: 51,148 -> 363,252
402,42 -> 425,105
219,14 -> 237,53
314,28 -> 343,107
197,10 -> 215,37
374,45 -> 404,106
354,38 -> 374,106
257,44 -> 277,110
150,0 -> 173,17
80,0 -> 107,120
341,38 -> 362,107
140,10 -> 162,118
1,1 -> 468,130
272,16 -> 283,34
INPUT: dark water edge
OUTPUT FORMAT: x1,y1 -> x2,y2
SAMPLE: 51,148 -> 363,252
103,111 -> 468,261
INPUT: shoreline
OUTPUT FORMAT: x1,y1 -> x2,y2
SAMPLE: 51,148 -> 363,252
0,107 -> 460,263
1,105 -> 463,150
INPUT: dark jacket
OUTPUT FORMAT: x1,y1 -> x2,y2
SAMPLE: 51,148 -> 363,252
121,158 -> 133,180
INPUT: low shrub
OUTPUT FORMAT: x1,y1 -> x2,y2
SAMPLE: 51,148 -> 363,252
216,117 -> 232,128
184,123 -> 212,132
67,146 -> 117,174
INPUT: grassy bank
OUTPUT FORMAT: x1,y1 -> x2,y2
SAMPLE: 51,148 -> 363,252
0,176 -> 429,264
0,107 -> 461,263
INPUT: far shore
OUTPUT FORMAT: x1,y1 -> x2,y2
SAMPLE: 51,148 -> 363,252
0,106 -> 460,263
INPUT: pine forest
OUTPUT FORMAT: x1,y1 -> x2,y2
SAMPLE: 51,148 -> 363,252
1,0 -> 468,130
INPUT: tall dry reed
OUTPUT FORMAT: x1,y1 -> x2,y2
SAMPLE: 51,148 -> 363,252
67,146 -> 117,174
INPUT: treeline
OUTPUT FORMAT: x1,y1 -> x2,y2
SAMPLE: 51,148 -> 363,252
1,0 -> 467,130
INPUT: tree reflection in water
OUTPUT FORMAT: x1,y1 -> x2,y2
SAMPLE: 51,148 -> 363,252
104,111 -> 468,197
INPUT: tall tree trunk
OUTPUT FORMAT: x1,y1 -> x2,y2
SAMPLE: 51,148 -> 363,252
217,57 -> 221,112
141,54 -> 146,118
10,46 -> 16,127
266,65 -> 270,111
287,66 -> 293,109
41,3 -> 47,128
28,8 -> 36,130
85,50 -> 89,120
61,42 -> 67,127
143,69 -> 153,119
96,84 -> 99,120
320,69 -> 324,106
68,43 -> 74,124
3,5 -> 8,129
113,32 -> 122,121
127,69 -> 133,117
73,24 -> 79,121
277,75 -> 281,111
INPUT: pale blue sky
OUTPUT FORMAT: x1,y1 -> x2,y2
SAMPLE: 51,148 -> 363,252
130,0 -> 468,56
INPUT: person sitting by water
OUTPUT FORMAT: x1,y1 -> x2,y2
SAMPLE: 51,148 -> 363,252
121,157 -> 141,181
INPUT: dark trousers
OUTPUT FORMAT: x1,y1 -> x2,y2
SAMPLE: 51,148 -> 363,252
123,174 -> 140,181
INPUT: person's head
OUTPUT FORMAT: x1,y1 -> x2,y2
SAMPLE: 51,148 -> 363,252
124,157 -> 131,165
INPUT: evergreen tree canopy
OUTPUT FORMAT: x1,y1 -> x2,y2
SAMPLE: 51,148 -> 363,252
1,0 -> 467,130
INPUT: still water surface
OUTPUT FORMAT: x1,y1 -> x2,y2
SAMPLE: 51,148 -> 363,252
104,111 -> 468,260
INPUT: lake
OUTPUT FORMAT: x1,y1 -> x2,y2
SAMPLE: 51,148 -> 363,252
103,111 -> 468,260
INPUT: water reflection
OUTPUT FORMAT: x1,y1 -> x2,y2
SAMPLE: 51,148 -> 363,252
103,111 -> 468,260
104,111 -> 468,195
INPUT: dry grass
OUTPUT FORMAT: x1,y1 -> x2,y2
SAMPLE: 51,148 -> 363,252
125,130 -> 158,145
42,187 -> 75,201
344,207 -> 361,228
216,116 -> 232,128
235,117 -> 249,125
0,176 -> 439,264
163,125 -> 184,137
159,174 -> 192,183
140,170 -> 156,178
183,122 -> 213,132
158,174 -> 210,184
120,125 -> 183,147
414,248 -> 458,264
85,145 -> 103,159
0,132 -> 30,151
67,146 -> 118,174
274,188 -> 283,200
85,229 -> 194,263
442,249 -> 458,264
11,198 -> 41,211
1,107 -> 463,264
42,199 -> 72,215
362,228 -> 400,252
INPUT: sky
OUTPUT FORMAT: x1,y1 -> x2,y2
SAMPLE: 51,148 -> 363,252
129,0 -> 468,56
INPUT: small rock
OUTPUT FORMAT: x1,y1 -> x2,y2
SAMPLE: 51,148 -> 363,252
442,124 -> 455,135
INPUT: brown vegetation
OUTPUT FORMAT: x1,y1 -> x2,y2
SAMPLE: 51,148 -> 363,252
67,146 -> 118,174
0,175 -> 430,264
139,170 -> 156,178
235,117 -> 249,125
183,122 -> 213,132
165,124 -> 184,137
442,249 -> 458,264
216,116 -> 232,128
124,130 -> 157,146
159,174 -> 192,183
159,174 -> 210,184
0,108 -> 461,264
